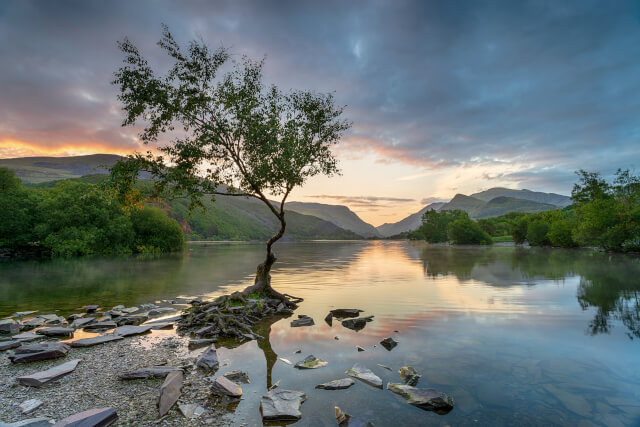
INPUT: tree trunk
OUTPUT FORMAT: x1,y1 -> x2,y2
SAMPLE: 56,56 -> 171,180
241,213 -> 301,308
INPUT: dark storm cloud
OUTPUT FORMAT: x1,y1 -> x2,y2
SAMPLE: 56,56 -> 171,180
1,0 -> 639,191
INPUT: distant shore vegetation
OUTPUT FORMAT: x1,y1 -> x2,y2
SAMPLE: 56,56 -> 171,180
0,168 -> 184,257
409,169 -> 640,252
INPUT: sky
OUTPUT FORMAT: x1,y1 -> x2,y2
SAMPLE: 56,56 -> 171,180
1,1 -> 640,226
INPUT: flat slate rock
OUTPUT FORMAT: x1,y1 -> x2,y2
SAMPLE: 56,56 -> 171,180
70,317 -> 95,329
13,311 -> 38,317
387,383 -> 454,413
316,378 -> 355,390
12,332 -> 42,342
147,322 -> 174,330
144,314 -> 182,324
341,316 -> 374,332
196,345 -> 219,371
380,337 -> 398,351
115,315 -> 148,326
113,325 -> 152,337
398,366 -> 421,386
147,307 -> 176,316
346,363 -> 383,389
84,305 -> 99,313
52,407 -> 117,426
70,335 -> 123,348
17,359 -> 81,387
19,398 -> 43,415
223,370 -> 250,384
120,307 -> 139,314
22,317 -> 47,329
188,339 -> 217,349
335,406 -> 375,427
159,371 -> 183,417
294,355 -> 328,369
2,418 -> 54,426
82,321 -> 117,330
330,309 -> 364,318
0,340 -> 21,351
0,319 -> 20,335
36,327 -> 74,337
260,389 -> 306,421
212,376 -> 243,397
9,343 -> 70,363
119,366 -> 182,380
178,403 -> 206,419
291,317 -> 315,327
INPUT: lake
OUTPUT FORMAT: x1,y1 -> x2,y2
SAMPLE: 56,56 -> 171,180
1,241 -> 639,426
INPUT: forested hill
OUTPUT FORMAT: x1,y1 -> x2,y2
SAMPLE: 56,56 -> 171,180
470,187 -> 571,207
0,154 -> 120,183
286,202 -> 380,238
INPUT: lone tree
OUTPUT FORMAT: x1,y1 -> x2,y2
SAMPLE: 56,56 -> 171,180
108,26 -> 350,306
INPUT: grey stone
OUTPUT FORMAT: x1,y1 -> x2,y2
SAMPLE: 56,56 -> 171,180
315,378 -> 355,390
19,399 -> 43,414
159,370 -> 183,417
22,317 -> 46,329
380,337 -> 398,351
1,418 -> 54,427
196,345 -> 219,371
295,355 -> 328,369
291,317 -> 314,327
85,305 -> 99,313
113,325 -> 152,337
387,382 -> 454,413
147,322 -> 173,330
70,317 -> 95,329
115,315 -> 148,326
341,316 -> 374,331
12,332 -> 41,342
0,319 -> 19,334
356,346 -> 365,352
82,321 -> 117,330
260,390 -> 306,421
212,376 -> 242,397
52,407 -> 117,426
119,366 -> 182,380
398,366 -> 421,386
36,327 -> 74,337
17,359 -> 81,387
335,406 -> 374,427
147,307 -> 175,317
107,310 -> 123,318
9,343 -> 70,363
66,313 -> 85,321
120,307 -> 139,314
346,363 -> 383,389
194,325 -> 217,337
223,370 -> 250,384
0,340 -> 21,351
188,339 -> 217,349
377,364 -> 392,371
70,335 -> 124,348
330,309 -> 364,318
144,314 -> 182,324
13,311 -> 38,317
138,303 -> 157,311
324,312 -> 333,326
178,403 -> 206,419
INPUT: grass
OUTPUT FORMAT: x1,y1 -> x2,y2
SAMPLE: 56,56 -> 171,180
492,235 -> 514,243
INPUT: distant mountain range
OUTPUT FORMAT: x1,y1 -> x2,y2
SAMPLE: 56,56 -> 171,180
1,154 -> 572,240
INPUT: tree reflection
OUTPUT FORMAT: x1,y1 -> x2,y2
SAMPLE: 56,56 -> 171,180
418,244 -> 640,339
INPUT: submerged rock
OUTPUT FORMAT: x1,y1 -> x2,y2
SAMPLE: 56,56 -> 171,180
260,390 -> 306,421
212,376 -> 243,397
9,343 -> 70,363
113,325 -> 152,337
290,317 -> 314,327
119,366 -> 182,380
330,309 -> 364,318
17,359 -> 81,387
335,406 -> 375,427
324,312 -> 333,326
356,346 -> 365,352
223,370 -> 250,384
294,355 -> 328,369
19,398 -> 43,415
398,366 -> 421,386
341,316 -> 374,332
159,371 -> 183,417
36,327 -> 74,338
188,339 -> 217,349
346,363 -> 383,389
196,345 -> 219,371
315,378 -> 355,390
387,383 -> 454,413
53,407 -> 118,426
380,337 -> 398,351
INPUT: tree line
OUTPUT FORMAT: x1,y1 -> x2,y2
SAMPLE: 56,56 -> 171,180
409,169 -> 640,252
0,168 -> 184,257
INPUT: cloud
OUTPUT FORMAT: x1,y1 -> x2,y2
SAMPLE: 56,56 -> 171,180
420,197 -> 448,205
306,194 -> 416,210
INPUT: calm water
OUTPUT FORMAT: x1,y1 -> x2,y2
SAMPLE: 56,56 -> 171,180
1,241 -> 640,426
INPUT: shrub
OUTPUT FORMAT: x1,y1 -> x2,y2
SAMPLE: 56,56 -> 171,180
448,218 -> 493,245
527,221 -> 550,246
130,207 -> 184,253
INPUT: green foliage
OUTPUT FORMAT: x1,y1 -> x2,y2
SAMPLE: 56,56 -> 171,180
548,218 -> 577,247
0,168 -> 40,249
416,209 -> 468,243
448,218 -> 493,245
526,221 -> 550,246
510,216 -> 529,244
130,207 -> 184,253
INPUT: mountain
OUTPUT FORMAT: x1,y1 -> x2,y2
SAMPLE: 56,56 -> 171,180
376,202 -> 444,237
439,194 -> 485,214
286,202 -> 380,238
470,187 -> 571,207
0,154 -> 120,183
473,196 -> 558,218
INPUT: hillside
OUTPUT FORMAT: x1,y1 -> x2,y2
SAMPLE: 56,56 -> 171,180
0,154 -> 120,183
470,187 -> 571,207
439,194 -> 485,214
473,196 -> 558,218
286,202 -> 380,238
376,202 -> 444,237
